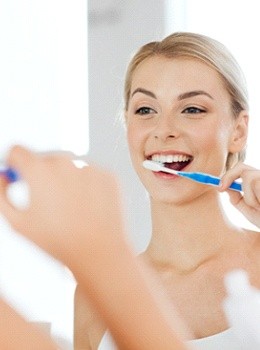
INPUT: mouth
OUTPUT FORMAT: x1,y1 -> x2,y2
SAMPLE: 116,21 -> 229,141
147,153 -> 193,172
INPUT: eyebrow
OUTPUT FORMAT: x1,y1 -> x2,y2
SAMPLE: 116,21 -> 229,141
131,88 -> 156,99
131,88 -> 214,100
177,90 -> 214,101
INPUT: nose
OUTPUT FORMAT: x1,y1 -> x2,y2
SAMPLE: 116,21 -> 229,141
152,112 -> 180,141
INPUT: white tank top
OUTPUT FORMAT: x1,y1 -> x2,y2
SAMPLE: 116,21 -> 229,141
98,328 -> 246,349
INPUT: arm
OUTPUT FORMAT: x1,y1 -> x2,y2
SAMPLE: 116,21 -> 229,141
72,236 -> 190,350
74,284 -> 106,349
0,298 -> 57,350
0,146 -> 191,350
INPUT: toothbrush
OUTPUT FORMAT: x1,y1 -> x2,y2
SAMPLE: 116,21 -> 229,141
0,166 -> 20,183
143,160 -> 242,192
0,150 -> 88,184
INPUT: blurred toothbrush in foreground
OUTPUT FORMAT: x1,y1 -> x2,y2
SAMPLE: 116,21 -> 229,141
0,166 -> 20,183
0,150 -> 89,209
0,150 -> 88,184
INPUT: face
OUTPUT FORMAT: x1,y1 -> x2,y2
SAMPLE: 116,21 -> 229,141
126,56 -> 240,204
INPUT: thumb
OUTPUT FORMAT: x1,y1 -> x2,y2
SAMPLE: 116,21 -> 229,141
6,145 -> 37,182
226,189 -> 243,208
6,146 -> 40,186
0,145 -> 33,227
0,177 -> 21,228
226,189 -> 251,219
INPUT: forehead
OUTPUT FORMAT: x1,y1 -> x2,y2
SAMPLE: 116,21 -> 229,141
130,56 -> 229,102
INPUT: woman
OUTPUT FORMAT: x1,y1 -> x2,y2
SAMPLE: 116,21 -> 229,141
74,32 -> 260,349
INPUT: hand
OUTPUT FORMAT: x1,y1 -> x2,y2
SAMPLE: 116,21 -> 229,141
0,146 -> 190,350
219,163 -> 260,228
0,145 -> 125,269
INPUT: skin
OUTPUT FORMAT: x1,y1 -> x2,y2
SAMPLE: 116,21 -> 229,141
126,56 -> 260,337
126,56 -> 246,205
0,298 -> 57,350
0,146 -> 189,350
73,56 -> 260,348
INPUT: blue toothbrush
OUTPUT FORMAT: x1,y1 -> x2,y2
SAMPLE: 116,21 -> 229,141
0,150 -> 88,184
143,160 -> 242,192
0,166 -> 20,183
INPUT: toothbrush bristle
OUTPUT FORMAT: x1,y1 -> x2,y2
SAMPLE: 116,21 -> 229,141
143,160 -> 162,171
143,160 -> 180,175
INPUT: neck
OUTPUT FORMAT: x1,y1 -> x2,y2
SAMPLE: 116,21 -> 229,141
146,191 -> 241,274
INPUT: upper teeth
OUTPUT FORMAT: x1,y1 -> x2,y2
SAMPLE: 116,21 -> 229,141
151,154 -> 192,163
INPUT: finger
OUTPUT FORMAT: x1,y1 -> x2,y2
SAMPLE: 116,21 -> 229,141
225,189 -> 252,218
220,163 -> 254,191
0,177 -> 22,227
226,188 -> 244,208
252,179 -> 260,204
5,145 -> 39,181
242,173 -> 260,209
226,174 -> 260,209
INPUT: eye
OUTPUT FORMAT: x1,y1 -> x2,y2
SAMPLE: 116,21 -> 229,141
135,107 -> 156,115
182,106 -> 206,114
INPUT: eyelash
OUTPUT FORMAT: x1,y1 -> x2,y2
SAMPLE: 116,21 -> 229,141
135,107 -> 156,115
182,106 -> 206,114
134,106 -> 206,117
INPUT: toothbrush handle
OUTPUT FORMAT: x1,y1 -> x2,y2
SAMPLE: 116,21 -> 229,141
179,172 -> 242,192
204,174 -> 242,192
0,168 -> 20,183
228,181 -> 242,192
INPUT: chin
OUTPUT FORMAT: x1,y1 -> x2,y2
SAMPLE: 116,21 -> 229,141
149,185 -> 216,207
149,188 -> 195,206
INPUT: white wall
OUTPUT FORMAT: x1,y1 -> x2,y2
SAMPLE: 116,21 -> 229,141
88,0 -> 166,251
0,1 -> 88,348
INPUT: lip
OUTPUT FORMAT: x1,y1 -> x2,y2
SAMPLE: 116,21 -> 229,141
153,171 -> 180,180
144,150 -> 193,180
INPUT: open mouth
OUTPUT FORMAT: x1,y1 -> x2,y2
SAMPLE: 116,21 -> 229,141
148,154 -> 193,172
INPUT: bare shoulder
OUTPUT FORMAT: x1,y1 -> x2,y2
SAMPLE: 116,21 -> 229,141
74,284 -> 106,350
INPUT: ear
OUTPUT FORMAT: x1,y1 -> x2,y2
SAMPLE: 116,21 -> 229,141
228,111 -> 249,153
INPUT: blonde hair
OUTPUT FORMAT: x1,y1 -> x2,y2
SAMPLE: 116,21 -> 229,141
124,32 -> 249,169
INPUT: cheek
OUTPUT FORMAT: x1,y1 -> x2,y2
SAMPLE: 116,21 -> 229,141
126,125 -> 147,178
126,126 -> 136,155
194,123 -> 231,175
126,123 -> 145,158
195,121 -> 231,152
199,131 -> 222,150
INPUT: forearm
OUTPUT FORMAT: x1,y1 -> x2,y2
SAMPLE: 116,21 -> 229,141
72,237 -> 190,350
0,298 -> 57,350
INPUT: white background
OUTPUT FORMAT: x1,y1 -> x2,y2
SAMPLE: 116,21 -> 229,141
0,0 -> 88,347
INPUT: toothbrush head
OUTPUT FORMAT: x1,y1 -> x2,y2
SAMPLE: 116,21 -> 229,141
142,160 -> 179,175
143,160 -> 164,172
